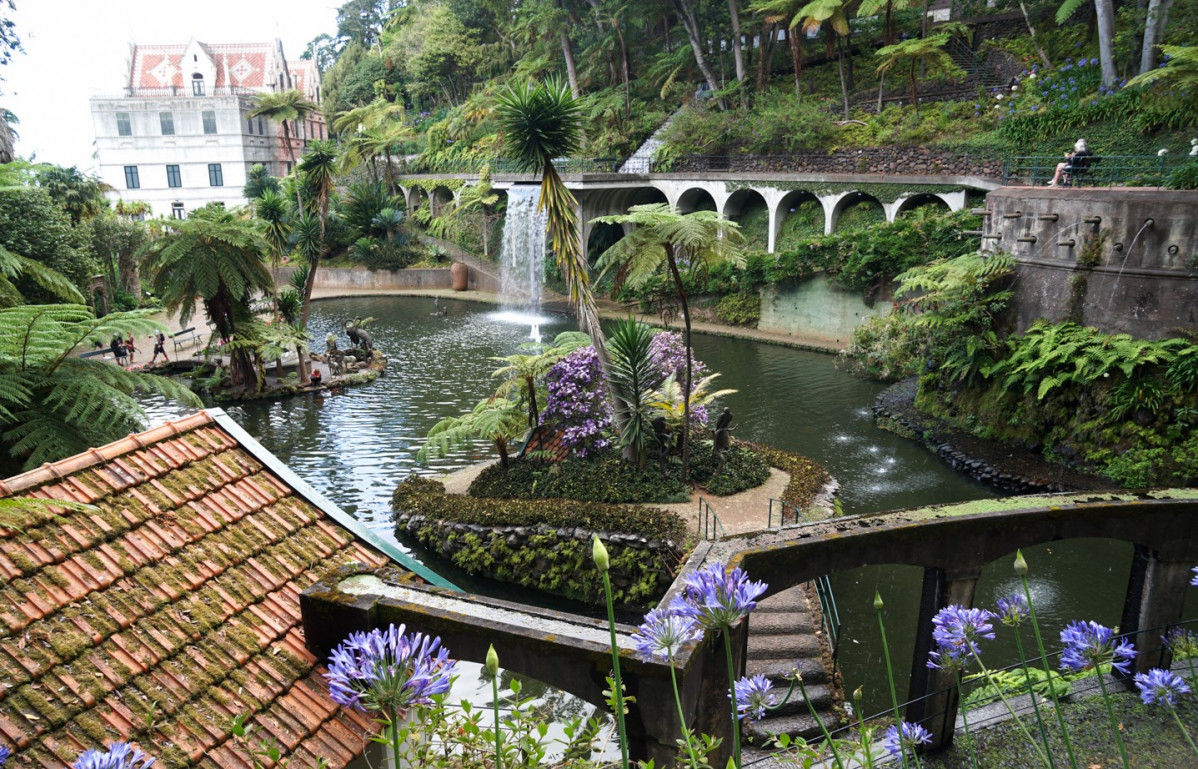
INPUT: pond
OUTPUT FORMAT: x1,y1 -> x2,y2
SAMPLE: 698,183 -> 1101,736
144,295 -> 1184,717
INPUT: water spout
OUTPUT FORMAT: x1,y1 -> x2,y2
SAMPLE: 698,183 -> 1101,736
1105,218 -> 1155,316
499,185 -> 548,310
530,324 -> 542,345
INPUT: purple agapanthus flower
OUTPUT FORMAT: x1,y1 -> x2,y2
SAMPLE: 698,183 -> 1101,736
0,745 -> 11,768
1163,627 -> 1198,659
72,743 -> 155,769
733,674 -> 776,721
996,593 -> 1029,627
671,562 -> 767,630
325,623 -> 456,714
1190,566 -> 1198,587
1134,668 -> 1191,706
633,607 -> 702,660
882,721 -> 932,759
1059,620 -> 1136,675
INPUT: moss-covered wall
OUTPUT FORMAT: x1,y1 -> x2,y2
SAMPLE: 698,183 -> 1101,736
758,275 -> 893,347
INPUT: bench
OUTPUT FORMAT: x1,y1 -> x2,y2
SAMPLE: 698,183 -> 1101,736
171,327 -> 201,353
79,349 -> 110,359
1064,155 -> 1101,187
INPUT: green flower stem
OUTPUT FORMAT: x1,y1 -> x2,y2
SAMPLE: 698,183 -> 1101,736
387,704 -> 403,769
855,701 -> 875,769
722,629 -> 743,768
1168,703 -> 1198,758
955,674 -> 979,769
1021,573 -> 1079,769
1013,627 -> 1056,768
1094,670 -> 1130,769
974,655 -> 1052,767
798,676 -> 845,769
492,675 -> 502,769
601,570 -> 631,769
875,601 -> 910,769
1185,654 -> 1198,687
668,648 -> 701,769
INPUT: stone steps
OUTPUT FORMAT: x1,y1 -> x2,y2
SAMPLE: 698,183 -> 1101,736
744,584 -> 844,746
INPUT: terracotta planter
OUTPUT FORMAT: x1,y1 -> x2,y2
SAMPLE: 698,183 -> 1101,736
450,262 -> 469,291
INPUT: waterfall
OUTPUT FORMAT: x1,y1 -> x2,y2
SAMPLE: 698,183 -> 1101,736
499,185 -> 548,310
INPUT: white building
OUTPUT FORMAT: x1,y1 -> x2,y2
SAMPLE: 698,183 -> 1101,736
90,38 -> 324,219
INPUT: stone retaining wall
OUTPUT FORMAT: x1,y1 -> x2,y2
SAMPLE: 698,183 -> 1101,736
395,512 -> 681,608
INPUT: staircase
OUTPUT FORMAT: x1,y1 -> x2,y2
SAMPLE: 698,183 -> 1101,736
744,584 -> 843,747
618,111 -> 678,174
945,35 -> 1005,89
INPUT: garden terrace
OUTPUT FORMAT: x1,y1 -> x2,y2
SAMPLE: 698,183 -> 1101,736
0,409 -> 451,769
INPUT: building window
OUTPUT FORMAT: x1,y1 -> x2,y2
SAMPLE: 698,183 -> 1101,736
160,112 -> 175,135
208,163 -> 223,187
246,115 -> 254,134
191,74 -> 205,96
123,166 -> 139,189
166,164 -> 182,188
257,117 -> 265,135
171,203 -> 185,219
116,112 -> 132,136
202,110 -> 217,134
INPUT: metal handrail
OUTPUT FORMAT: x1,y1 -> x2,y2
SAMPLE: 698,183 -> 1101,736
395,156 -> 622,176
814,574 -> 841,662
697,496 -> 726,541
1002,153 -> 1193,188
768,497 -> 810,528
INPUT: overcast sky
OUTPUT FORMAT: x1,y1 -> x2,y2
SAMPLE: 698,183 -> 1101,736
3,0 -> 341,172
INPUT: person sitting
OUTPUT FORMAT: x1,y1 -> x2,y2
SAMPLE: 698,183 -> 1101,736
1048,139 -> 1091,187
310,369 -> 323,387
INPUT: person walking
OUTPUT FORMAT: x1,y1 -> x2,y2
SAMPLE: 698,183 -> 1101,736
124,335 -> 137,365
149,332 -> 169,367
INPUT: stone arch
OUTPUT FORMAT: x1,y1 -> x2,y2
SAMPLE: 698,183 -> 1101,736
774,190 -> 826,252
586,221 -> 625,267
722,188 -> 769,251
429,185 -> 456,217
676,187 -> 718,214
893,193 -> 951,221
830,191 -> 885,233
579,186 -> 668,259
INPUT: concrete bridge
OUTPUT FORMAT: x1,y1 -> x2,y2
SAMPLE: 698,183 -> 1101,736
395,170 -> 999,254
302,489 -> 1198,765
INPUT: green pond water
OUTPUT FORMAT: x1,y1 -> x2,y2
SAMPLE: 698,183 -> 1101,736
145,295 -> 1190,716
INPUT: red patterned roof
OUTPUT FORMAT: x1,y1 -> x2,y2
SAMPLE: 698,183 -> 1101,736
0,411 -> 403,768
129,41 -> 278,92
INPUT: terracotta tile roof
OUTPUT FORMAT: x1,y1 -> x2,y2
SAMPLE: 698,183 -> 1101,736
0,410 -> 419,768
518,425 -> 571,462
129,42 -> 277,91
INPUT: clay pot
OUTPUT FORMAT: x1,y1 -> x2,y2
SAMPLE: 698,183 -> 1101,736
450,262 -> 469,291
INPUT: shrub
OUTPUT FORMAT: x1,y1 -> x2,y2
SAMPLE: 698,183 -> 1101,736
467,450 -> 688,503
715,292 -> 760,327
685,443 -> 772,496
541,345 -> 612,456
392,475 -> 688,544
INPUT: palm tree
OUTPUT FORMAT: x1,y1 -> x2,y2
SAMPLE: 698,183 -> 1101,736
248,90 -> 319,208
142,206 -> 272,388
593,204 -> 745,479
295,140 -> 339,330
34,165 -> 109,225
495,79 -> 605,359
875,32 -> 965,101
243,164 -> 282,201
0,304 -> 200,473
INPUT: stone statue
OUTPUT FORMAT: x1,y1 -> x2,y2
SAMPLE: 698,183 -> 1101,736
344,317 -> 374,353
324,334 -> 345,376
712,408 -> 733,477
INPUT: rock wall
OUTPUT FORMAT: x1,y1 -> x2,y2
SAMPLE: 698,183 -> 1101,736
670,147 -> 1002,178
983,188 -> 1198,338
394,512 -> 680,610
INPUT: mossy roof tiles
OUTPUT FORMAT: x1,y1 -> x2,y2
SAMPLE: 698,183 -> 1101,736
0,410 -> 395,768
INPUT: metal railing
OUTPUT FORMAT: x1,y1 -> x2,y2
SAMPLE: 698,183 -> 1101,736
395,156 -> 622,176
1002,153 -> 1194,188
814,574 -> 841,661
656,150 -> 999,178
103,85 -> 262,98
697,496 -> 726,542
768,497 -> 812,528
